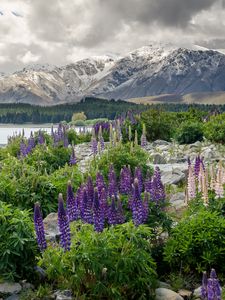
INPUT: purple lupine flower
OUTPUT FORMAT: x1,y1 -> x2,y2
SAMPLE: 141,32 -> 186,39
87,176 -> 94,205
129,177 -> 141,208
66,181 -> 79,221
134,167 -> 143,193
64,134 -> 69,148
194,155 -> 201,177
27,132 -> 35,152
207,269 -> 221,300
141,133 -> 147,147
58,123 -> 64,140
19,139 -> 28,157
150,167 -> 166,203
34,203 -> 47,252
38,131 -> 45,145
96,172 -> 106,196
142,191 -> 149,223
75,186 -> 82,215
93,188 -> 105,232
58,194 -> 71,251
131,179 -> 144,226
69,147 -> 77,165
99,187 -> 108,217
108,164 -> 117,198
81,187 -> 93,224
108,195 -> 118,225
116,196 -> 125,224
91,136 -> 98,156
120,166 -> 132,195
201,157 -> 205,172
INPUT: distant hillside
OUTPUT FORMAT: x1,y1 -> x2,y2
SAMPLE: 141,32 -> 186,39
127,91 -> 225,105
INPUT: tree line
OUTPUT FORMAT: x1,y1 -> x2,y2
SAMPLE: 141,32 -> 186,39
0,97 -> 224,123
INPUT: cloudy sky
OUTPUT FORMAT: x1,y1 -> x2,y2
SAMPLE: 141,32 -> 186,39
0,0 -> 225,72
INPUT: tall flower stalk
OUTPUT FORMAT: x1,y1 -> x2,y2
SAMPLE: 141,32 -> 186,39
58,194 -> 71,251
34,203 -> 47,252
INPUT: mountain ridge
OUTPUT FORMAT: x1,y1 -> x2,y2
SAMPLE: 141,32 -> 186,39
1,44 -> 225,105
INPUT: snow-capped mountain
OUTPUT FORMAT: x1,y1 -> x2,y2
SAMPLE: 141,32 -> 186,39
0,56 -> 116,105
1,43 -> 225,105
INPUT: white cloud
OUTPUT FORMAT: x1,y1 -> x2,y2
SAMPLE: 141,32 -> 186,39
17,51 -> 40,64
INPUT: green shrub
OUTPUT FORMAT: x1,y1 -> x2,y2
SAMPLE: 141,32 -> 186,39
204,113 -> 225,144
73,119 -> 86,126
91,143 -> 151,180
0,157 -> 82,215
25,145 -> 71,174
0,201 -> 38,280
141,109 -> 177,142
175,121 -> 204,144
67,129 -> 91,144
84,118 -> 108,125
164,209 -> 225,274
39,221 -> 157,299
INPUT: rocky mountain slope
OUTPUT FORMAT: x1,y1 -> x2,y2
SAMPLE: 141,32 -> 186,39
1,44 -> 225,105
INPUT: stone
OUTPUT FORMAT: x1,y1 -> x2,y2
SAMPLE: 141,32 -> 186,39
168,158 -> 187,164
178,289 -> 192,298
5,295 -> 19,300
43,213 -> 60,241
155,288 -> 184,300
157,145 -> 171,152
20,280 -> 34,290
0,282 -> 22,295
161,171 -> 185,185
189,141 -> 202,149
169,192 -> 186,209
54,290 -> 73,300
193,286 -> 201,298
152,140 -> 171,146
151,153 -> 167,164
201,148 -> 215,161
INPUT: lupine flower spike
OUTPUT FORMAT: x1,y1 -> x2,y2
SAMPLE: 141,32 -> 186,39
58,194 -> 71,251
34,203 -> 47,252
207,269 -> 221,300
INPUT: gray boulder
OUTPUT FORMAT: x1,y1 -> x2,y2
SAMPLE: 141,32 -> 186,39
169,192 -> 186,209
155,288 -> 184,300
151,153 -> 167,164
193,286 -> 201,298
5,295 -> 20,300
189,141 -> 202,149
152,140 -> 171,146
161,170 -> 185,185
0,282 -> 22,295
43,213 -> 60,241
54,290 -> 73,300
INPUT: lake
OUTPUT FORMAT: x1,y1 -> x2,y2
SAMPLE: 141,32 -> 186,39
0,124 -> 88,145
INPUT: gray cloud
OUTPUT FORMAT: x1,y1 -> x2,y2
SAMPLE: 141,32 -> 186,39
0,0 -> 225,72
27,0 -> 217,47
